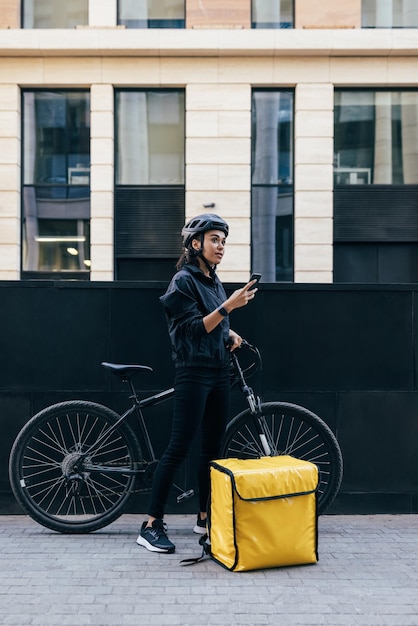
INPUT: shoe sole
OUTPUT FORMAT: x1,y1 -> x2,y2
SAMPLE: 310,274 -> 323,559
136,535 -> 175,554
193,525 -> 207,535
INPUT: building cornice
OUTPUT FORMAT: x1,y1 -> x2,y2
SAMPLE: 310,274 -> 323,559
0,28 -> 417,57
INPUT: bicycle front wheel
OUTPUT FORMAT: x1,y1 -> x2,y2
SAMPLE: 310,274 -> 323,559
9,401 -> 142,533
221,402 -> 343,515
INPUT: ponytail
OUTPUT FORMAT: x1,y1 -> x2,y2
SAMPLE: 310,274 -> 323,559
176,247 -> 200,271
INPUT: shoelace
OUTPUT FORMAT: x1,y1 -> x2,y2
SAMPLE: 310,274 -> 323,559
147,521 -> 168,538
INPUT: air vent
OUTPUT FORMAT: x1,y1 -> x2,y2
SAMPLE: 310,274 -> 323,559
334,185 -> 418,242
115,186 -> 184,257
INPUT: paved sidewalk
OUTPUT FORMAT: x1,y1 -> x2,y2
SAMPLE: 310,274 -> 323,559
1,514 -> 418,626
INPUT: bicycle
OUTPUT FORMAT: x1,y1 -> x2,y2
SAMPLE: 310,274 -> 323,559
9,341 -> 343,534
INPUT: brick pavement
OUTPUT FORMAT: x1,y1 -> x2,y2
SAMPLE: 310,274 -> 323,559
1,514 -> 418,626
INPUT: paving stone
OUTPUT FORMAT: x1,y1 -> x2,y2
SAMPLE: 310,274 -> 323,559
1,514 -> 418,626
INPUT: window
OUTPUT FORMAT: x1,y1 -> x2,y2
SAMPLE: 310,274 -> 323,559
118,0 -> 185,28
334,89 -> 418,283
252,0 -> 293,28
362,0 -> 418,28
22,0 -> 88,28
334,90 -> 418,186
251,90 -> 294,282
22,91 -> 90,279
115,89 -> 185,280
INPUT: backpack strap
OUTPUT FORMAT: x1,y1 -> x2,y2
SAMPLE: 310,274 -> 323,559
180,534 -> 211,566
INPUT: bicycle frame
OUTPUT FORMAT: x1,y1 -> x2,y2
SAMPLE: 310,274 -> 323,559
80,377 -> 174,474
83,345 -> 269,473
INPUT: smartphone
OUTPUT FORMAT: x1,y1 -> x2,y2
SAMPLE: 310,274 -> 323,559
250,273 -> 262,284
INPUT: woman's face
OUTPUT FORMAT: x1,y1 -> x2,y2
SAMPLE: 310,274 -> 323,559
193,230 -> 226,267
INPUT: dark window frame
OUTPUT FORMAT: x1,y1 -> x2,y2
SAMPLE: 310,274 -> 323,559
21,88 -> 91,281
251,88 -> 295,283
334,87 -> 418,187
114,88 -> 185,281
334,87 -> 418,284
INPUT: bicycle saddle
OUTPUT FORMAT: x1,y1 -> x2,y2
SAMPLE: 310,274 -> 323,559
101,362 -> 153,379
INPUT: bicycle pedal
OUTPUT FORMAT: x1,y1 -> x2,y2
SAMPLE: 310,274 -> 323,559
176,489 -> 195,503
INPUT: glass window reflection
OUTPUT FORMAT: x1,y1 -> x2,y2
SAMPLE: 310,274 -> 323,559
251,90 -> 294,282
22,91 -> 90,276
23,0 -> 88,28
334,90 -> 418,185
252,0 -> 293,28
362,0 -> 418,28
118,0 -> 185,28
115,90 -> 185,185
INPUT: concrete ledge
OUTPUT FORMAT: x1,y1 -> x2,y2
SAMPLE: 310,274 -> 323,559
0,28 -> 417,57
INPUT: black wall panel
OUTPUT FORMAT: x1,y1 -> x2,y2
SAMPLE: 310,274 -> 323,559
108,284 -> 175,389
338,392 -> 418,492
2,280 -> 418,515
0,394 -> 31,497
334,242 -> 418,283
258,287 -> 413,392
0,283 -> 109,391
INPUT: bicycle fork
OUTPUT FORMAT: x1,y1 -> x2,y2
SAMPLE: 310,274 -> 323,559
248,395 -> 273,456
230,353 -> 272,456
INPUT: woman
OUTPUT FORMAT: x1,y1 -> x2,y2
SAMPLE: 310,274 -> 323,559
137,213 -> 258,553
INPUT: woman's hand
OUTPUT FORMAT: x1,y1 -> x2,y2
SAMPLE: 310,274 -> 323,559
203,280 -> 258,334
223,279 -> 258,313
228,330 -> 242,351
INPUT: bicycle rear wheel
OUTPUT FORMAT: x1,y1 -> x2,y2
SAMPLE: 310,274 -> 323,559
221,402 -> 343,515
9,401 -> 142,533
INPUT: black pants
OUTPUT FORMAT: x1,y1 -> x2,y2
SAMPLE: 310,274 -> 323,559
148,365 -> 231,519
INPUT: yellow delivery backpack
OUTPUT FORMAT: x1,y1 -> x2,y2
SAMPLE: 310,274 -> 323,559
207,455 -> 319,571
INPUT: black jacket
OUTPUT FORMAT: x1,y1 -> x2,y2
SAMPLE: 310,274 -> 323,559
159,264 -> 230,368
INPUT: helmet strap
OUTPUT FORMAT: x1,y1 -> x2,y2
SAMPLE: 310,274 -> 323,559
195,234 -> 216,279
200,254 -> 216,279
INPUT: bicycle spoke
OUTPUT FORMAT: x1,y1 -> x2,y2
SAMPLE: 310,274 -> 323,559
227,423 -> 264,457
11,401 -> 141,532
223,402 -> 343,515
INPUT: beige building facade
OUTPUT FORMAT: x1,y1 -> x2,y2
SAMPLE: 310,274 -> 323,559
1,0 -> 418,282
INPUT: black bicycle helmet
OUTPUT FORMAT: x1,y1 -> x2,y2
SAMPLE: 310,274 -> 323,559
181,213 -> 229,248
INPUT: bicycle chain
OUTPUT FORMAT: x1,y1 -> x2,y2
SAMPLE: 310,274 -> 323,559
67,459 -> 156,498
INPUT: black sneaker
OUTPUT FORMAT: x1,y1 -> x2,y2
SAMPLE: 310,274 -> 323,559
193,514 -> 207,535
136,519 -> 175,553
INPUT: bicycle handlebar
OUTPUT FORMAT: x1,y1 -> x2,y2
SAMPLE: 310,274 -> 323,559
228,338 -> 262,392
